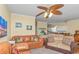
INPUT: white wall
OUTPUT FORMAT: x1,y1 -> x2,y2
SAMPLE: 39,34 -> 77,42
48,22 -> 68,32
66,19 -> 79,34
49,19 -> 79,34
37,21 -> 47,35
11,13 -> 35,37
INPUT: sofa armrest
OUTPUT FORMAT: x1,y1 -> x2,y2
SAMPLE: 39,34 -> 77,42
12,43 -> 30,54
70,42 -> 79,53
39,38 -> 45,44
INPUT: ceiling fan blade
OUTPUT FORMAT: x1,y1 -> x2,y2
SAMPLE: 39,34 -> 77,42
37,6 -> 48,11
36,12 -> 45,17
51,10 -> 62,15
50,4 -> 64,10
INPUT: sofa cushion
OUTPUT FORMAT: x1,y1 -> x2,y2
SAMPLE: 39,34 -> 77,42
15,37 -> 23,43
23,36 -> 31,42
14,43 -> 29,50
34,36 -> 39,42
48,37 -> 54,42
54,34 -> 64,41
16,46 -> 28,51
62,36 -> 74,45
30,36 -> 34,42
31,36 -> 39,42
12,43 -> 31,54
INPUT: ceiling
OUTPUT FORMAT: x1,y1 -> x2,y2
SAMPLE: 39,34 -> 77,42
7,4 -> 79,23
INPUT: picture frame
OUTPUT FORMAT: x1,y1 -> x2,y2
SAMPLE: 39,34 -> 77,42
26,25 -> 32,30
15,22 -> 22,28
0,16 -> 7,38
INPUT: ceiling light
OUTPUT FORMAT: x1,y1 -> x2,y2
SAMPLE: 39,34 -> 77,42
44,12 -> 48,18
49,12 -> 53,18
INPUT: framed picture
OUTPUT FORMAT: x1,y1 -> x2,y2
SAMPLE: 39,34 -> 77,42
0,16 -> 7,38
26,25 -> 32,30
15,22 -> 22,28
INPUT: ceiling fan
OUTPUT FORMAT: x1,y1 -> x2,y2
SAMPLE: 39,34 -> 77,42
36,4 -> 64,19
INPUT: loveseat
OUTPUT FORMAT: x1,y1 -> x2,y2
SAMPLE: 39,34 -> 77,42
47,33 -> 74,52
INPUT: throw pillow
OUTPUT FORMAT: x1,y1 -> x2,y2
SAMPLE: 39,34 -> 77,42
15,37 -> 20,43
15,37 -> 23,43
48,37 -> 54,43
62,36 -> 74,45
31,36 -> 34,42
23,36 -> 31,42
33,36 -> 39,42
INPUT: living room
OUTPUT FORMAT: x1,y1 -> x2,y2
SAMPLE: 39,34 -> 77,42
0,4 -> 79,54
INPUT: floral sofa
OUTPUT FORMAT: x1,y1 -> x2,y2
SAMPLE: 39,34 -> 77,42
11,35 -> 44,48
0,35 -> 45,54
47,33 -> 74,52
11,35 -> 45,54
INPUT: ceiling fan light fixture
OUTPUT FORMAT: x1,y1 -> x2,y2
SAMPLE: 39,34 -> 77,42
37,4 -> 64,19
49,12 -> 53,18
44,12 -> 48,18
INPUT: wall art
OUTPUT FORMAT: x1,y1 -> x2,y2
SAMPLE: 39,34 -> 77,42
0,16 -> 7,38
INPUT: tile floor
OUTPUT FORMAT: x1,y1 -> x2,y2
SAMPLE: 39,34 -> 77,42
31,47 -> 62,54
